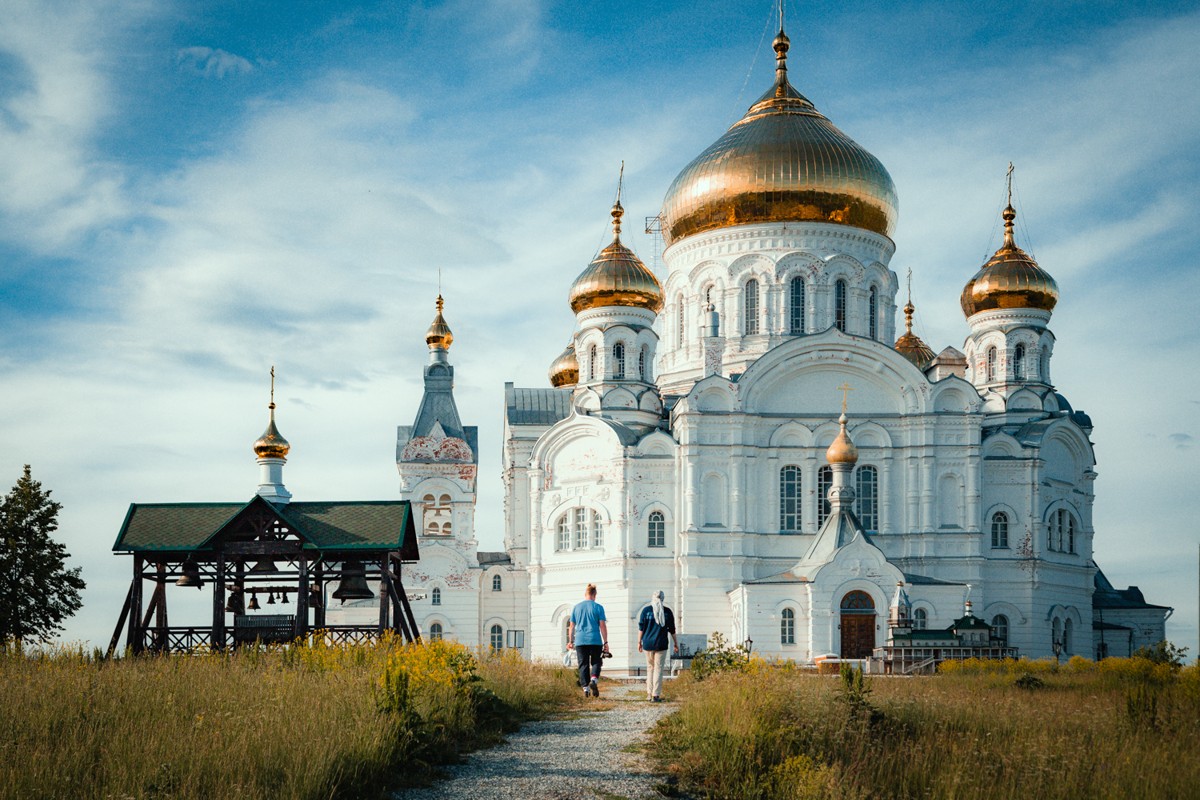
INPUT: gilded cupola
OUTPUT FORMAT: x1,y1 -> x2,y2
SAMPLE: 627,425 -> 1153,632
660,27 -> 898,247
253,368 -> 290,460
568,196 -> 664,315
894,272 -> 935,370
549,342 -> 579,387
825,411 -> 859,465
425,295 -> 454,350
960,203 -> 1058,318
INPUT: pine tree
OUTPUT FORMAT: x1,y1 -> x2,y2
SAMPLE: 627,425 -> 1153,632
0,465 -> 85,642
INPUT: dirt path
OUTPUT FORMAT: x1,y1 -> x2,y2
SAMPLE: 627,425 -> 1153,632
393,682 -> 672,800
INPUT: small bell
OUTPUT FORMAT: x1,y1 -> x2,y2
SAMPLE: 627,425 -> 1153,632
248,591 -> 261,611
308,585 -> 323,610
225,587 -> 245,614
267,591 -> 276,605
280,590 -> 289,604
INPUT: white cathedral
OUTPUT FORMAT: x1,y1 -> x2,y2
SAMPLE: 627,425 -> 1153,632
338,26 -> 1170,670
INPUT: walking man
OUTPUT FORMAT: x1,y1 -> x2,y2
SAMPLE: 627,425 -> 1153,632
568,583 -> 608,697
638,589 -> 678,702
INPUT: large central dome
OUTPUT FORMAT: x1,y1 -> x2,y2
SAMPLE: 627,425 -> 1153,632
660,30 -> 897,247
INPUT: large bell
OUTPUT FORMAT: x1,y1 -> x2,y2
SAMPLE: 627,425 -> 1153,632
225,587 -> 245,614
332,561 -> 375,604
250,559 -> 278,574
176,559 -> 204,588
308,585 -> 323,610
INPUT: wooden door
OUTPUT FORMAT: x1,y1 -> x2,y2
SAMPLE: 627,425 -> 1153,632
840,614 -> 875,659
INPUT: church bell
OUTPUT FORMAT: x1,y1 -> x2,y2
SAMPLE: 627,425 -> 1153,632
176,559 -> 204,589
332,560 -> 375,604
225,587 -> 245,614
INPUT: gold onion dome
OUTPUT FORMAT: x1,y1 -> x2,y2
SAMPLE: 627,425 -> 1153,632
568,199 -> 664,314
425,295 -> 454,349
894,300 -> 935,370
960,205 -> 1058,317
549,342 -> 579,387
660,29 -> 898,247
253,368 -> 290,459
826,412 -> 859,465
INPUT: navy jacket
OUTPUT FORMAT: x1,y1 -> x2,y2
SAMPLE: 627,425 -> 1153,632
638,605 -> 676,651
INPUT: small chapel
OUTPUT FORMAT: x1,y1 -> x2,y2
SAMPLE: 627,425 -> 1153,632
339,22 -> 1171,671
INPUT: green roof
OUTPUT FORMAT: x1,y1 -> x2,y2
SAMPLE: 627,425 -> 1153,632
113,496 -> 418,559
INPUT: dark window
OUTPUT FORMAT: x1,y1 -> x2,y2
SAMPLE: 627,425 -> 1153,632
855,465 -> 878,531
648,511 -> 666,548
817,465 -> 833,527
790,277 -> 805,334
744,279 -> 759,335
991,512 -> 1009,548
835,280 -> 847,332
780,466 -> 801,531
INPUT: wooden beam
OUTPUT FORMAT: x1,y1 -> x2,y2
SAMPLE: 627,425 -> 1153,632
313,561 -> 326,630
105,581 -> 135,660
296,554 -> 309,640
377,557 -> 389,635
221,541 -> 303,556
130,556 -> 144,655
213,552 -> 226,651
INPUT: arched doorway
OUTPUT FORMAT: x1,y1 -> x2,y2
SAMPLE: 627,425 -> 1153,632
839,590 -> 876,659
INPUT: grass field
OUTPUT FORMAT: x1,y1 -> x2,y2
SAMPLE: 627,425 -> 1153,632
652,656 -> 1200,800
0,637 -> 579,800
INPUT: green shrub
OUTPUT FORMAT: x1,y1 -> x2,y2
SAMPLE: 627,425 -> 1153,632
691,632 -> 752,681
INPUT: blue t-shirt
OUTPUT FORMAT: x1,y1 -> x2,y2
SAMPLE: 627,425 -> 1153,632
638,605 -> 676,651
570,599 -> 606,646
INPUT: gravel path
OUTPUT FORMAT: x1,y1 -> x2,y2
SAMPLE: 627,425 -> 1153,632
393,682 -> 673,800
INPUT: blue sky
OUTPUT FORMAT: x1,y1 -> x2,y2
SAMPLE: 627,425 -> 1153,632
1,0 -> 1197,657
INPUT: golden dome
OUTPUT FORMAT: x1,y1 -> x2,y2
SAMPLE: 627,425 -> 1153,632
826,412 -> 858,465
253,403 -> 290,459
549,342 -> 579,387
569,200 -> 664,314
425,295 -> 454,349
961,205 -> 1058,317
660,29 -> 897,247
894,300 -> 935,370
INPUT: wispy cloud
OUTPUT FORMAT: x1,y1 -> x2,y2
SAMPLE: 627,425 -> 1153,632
176,46 -> 254,79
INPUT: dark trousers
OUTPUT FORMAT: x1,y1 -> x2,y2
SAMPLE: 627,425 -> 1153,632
576,645 -> 603,686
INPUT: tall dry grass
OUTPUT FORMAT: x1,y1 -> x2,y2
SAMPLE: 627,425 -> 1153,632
0,638 -> 578,800
653,658 -> 1200,800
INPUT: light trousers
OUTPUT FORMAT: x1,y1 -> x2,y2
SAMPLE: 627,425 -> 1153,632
644,649 -> 668,698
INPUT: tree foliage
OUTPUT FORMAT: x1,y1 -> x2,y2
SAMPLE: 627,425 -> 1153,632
0,465 -> 85,642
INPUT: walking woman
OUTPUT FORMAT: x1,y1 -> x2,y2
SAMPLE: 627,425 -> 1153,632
638,590 -> 678,702
567,583 -> 609,697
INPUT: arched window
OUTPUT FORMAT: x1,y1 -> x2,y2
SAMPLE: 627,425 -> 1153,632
1063,619 -> 1073,655
1013,343 -> 1026,380
868,286 -> 878,340
991,511 -> 1009,549
789,277 -> 805,334
429,622 -> 443,641
912,608 -> 928,630
817,466 -> 833,527
423,493 -> 452,536
588,344 -> 597,381
855,465 -> 878,531
490,624 -> 503,651
431,587 -> 441,606
573,508 -> 588,549
780,608 -> 796,645
612,342 -> 625,379
591,510 -> 604,548
779,466 -> 802,532
1049,508 -> 1076,552
648,511 -> 665,548
743,279 -> 759,335
1067,512 -> 1076,554
556,515 -> 570,551
676,296 -> 685,348
640,344 -> 649,380
992,614 -> 1009,644
835,280 -> 847,332
492,574 -> 502,592
986,346 -> 997,382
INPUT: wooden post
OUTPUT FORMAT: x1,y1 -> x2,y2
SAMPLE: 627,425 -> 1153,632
213,553 -> 226,651
377,556 -> 389,635
313,561 -> 326,630
395,558 -> 421,643
154,562 -> 167,652
130,556 -> 145,655
296,554 -> 309,640
381,568 -> 408,640
106,581 -> 135,659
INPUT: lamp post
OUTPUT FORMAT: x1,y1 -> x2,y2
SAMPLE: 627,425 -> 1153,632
1052,637 -> 1064,665
744,637 -> 754,661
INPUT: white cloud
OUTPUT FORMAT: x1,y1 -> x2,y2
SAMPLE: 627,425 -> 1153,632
176,46 -> 254,79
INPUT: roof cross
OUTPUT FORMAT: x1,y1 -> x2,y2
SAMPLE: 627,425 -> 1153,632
269,366 -> 276,410
837,382 -> 854,415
